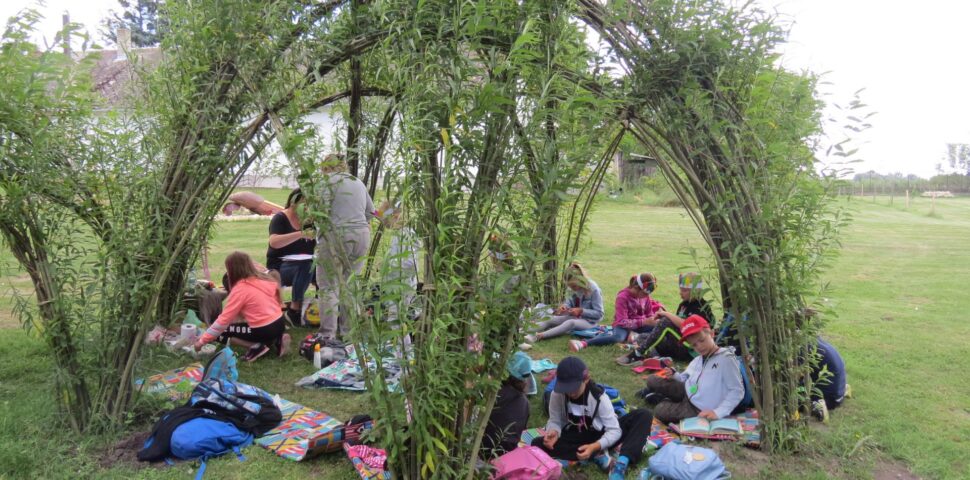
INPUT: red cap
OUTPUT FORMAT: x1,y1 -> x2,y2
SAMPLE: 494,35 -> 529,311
679,314 -> 710,341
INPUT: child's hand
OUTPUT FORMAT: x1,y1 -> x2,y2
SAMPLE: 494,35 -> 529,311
569,307 -> 583,317
554,305 -> 568,315
543,430 -> 560,449
576,442 -> 600,460
698,410 -> 718,419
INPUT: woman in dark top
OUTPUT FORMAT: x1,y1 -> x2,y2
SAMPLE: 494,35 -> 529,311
481,351 -> 533,458
266,188 -> 316,323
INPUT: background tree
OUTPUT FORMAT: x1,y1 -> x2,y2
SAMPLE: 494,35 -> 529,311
101,0 -> 167,46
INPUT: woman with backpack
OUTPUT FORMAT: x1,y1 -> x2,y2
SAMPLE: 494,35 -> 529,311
533,356 -> 652,479
194,251 -> 291,362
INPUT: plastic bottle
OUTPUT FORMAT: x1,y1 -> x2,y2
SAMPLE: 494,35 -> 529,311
313,344 -> 322,370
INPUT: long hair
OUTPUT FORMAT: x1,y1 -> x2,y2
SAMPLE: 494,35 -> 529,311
285,188 -> 304,209
564,262 -> 592,291
320,153 -> 349,175
224,251 -> 273,288
502,376 -> 528,393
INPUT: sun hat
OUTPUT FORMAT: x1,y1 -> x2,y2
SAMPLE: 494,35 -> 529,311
553,356 -> 589,394
678,272 -> 703,290
679,314 -> 710,341
507,351 -> 537,395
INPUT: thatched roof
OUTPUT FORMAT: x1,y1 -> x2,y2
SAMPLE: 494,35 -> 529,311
85,47 -> 163,107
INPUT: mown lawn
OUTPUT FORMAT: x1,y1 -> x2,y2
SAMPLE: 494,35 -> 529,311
0,192 -> 966,479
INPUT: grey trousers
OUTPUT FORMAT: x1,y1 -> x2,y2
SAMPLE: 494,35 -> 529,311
532,315 -> 597,340
316,226 -> 370,339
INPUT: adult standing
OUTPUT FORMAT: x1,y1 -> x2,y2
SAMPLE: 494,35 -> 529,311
266,188 -> 316,324
314,154 -> 377,340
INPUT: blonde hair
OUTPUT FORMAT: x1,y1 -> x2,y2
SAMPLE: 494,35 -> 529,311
320,153 -> 349,174
564,262 -> 592,291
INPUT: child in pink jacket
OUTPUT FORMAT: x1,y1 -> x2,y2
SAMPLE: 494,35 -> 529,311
569,273 -> 664,352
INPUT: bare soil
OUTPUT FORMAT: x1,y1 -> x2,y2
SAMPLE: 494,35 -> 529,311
97,431 -> 152,471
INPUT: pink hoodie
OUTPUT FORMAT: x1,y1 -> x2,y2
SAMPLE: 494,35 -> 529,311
613,287 -> 664,330
199,277 -> 282,344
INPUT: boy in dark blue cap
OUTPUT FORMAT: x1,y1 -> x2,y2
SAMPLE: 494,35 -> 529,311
532,356 -> 652,479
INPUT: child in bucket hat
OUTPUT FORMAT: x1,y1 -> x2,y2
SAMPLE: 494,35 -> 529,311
481,352 -> 535,457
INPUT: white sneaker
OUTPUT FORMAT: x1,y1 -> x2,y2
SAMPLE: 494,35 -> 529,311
568,340 -> 585,352
524,334 -> 537,344
519,343 -> 533,351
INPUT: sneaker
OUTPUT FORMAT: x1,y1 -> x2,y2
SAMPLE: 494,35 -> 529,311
284,308 -> 301,326
591,452 -> 612,472
812,399 -> 830,423
642,392 -> 665,406
608,455 -> 629,480
844,383 -> 853,399
524,334 -> 537,344
243,343 -> 271,362
277,333 -> 291,357
568,340 -> 586,352
518,343 -> 533,351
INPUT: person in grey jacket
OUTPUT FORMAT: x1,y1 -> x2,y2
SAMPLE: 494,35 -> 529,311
641,315 -> 745,424
522,263 -> 604,347
532,356 -> 652,479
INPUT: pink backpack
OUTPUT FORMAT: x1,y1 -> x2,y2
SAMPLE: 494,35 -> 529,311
490,446 -> 562,480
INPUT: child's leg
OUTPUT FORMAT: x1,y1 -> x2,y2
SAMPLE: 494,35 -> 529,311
585,326 -> 628,347
537,318 -> 597,340
530,314 -> 569,333
653,398 -> 700,425
530,428 -> 602,461
617,409 -> 653,464
645,375 -> 688,401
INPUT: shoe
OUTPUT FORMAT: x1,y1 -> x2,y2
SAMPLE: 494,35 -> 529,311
591,452 -> 612,472
844,383 -> 853,399
616,353 -> 643,366
642,392 -> 665,406
568,340 -> 586,352
812,399 -> 829,423
277,333 -> 291,357
524,334 -> 537,344
519,343 -> 533,351
608,455 -> 629,480
243,343 -> 270,362
284,308 -> 301,326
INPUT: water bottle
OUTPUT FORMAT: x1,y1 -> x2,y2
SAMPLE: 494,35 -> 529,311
313,344 -> 322,370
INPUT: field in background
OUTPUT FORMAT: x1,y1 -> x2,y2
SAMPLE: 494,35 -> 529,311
0,192 -> 967,479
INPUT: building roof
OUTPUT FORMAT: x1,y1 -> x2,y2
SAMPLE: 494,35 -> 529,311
85,47 -> 163,107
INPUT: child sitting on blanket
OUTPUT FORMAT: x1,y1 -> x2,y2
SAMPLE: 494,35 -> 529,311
616,272 -> 714,365
521,263 -> 604,349
533,356 -> 652,479
640,315 -> 744,425
569,273 -> 664,352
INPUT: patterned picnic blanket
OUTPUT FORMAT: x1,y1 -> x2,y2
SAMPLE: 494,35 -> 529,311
256,398 -> 345,461
295,357 -> 403,392
134,363 -> 204,402
666,409 -> 761,448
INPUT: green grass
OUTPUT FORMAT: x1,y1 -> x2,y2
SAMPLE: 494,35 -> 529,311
0,192 -> 968,479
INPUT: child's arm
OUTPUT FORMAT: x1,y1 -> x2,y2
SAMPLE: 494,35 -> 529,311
595,393 -> 623,451
578,286 -> 604,322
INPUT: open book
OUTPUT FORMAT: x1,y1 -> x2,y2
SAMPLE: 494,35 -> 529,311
678,417 -> 743,436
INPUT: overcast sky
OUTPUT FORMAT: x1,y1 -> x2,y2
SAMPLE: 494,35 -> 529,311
3,0 -> 968,178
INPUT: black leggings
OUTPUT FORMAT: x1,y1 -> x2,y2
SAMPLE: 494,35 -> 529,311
218,316 -> 286,347
531,409 -> 653,465
634,318 -> 692,361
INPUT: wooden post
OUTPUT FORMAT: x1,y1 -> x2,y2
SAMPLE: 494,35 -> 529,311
906,189 -> 910,209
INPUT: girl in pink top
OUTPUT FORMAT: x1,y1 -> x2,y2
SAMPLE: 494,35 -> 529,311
194,251 -> 291,362
569,273 -> 664,352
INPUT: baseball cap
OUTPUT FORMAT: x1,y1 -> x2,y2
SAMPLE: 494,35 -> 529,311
507,351 -> 537,395
553,356 -> 589,394
679,314 -> 710,341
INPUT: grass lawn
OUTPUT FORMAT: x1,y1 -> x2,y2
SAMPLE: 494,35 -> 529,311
0,192 -> 967,479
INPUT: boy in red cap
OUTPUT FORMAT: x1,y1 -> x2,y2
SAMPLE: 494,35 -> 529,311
640,315 -> 744,424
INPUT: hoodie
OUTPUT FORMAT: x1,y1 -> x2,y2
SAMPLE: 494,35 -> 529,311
199,277 -> 282,344
613,287 -> 664,330
563,280 -> 605,323
675,346 -> 745,419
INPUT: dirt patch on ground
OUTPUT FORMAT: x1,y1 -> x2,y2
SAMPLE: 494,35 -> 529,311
98,431 -> 151,470
873,460 -> 922,480
712,443 -> 771,478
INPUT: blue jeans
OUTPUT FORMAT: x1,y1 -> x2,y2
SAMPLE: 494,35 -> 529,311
585,325 -> 653,347
278,260 -> 314,304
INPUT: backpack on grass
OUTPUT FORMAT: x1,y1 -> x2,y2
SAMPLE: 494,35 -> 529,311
543,378 -> 628,417
490,445 -> 562,480
647,443 -> 730,480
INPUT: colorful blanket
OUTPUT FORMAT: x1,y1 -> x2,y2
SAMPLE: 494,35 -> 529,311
667,409 -> 761,448
345,442 -> 392,479
296,357 -> 403,392
134,363 -> 203,402
645,418 -> 680,451
256,398 -> 345,461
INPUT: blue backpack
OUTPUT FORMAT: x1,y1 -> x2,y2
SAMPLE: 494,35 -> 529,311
647,443 -> 731,480
170,417 -> 253,480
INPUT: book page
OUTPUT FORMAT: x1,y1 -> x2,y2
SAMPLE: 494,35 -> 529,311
680,417 -> 711,433
709,418 -> 743,435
